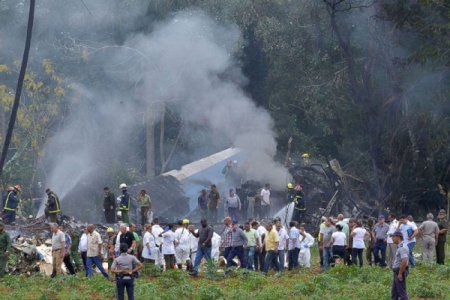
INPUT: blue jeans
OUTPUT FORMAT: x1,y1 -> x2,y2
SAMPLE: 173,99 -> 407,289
116,278 -> 134,300
288,248 -> 300,270
263,250 -> 280,274
407,242 -> 416,267
277,250 -> 286,271
373,240 -> 387,267
86,256 -> 109,278
226,246 -> 246,274
322,247 -> 333,269
245,246 -> 256,270
192,246 -> 211,274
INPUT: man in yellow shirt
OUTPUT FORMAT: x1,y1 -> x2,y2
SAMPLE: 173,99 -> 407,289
262,222 -> 279,275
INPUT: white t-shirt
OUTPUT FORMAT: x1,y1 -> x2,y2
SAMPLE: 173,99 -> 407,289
142,231 -> 157,260
261,189 -> 270,205
161,231 -> 175,255
387,219 -> 399,244
288,227 -> 300,249
352,227 -> 367,249
331,232 -> 346,246
174,227 -> 190,247
257,226 -> 267,245
277,228 -> 289,250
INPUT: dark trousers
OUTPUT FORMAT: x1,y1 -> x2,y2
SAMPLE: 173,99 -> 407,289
288,248 -> 300,270
345,248 -> 353,266
366,243 -> 374,265
117,278 -> 134,300
80,251 -> 87,275
164,254 -> 175,270
224,247 -> 238,267
227,207 -> 240,222
319,248 -> 323,267
263,250 -> 280,274
0,210 -> 16,224
253,206 -> 261,220
261,205 -> 270,219
254,247 -> 265,271
226,246 -> 246,274
63,255 -> 76,275
140,207 -> 149,226
292,209 -> 306,223
374,240 -> 387,267
436,241 -> 446,265
104,210 -> 115,224
391,270 -> 408,300
333,245 -> 345,260
208,208 -> 217,223
352,248 -> 364,267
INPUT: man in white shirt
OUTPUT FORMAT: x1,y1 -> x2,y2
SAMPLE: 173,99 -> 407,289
78,228 -> 88,275
298,224 -> 315,268
288,221 -> 300,270
260,184 -> 271,219
387,214 -> 399,269
252,221 -> 266,271
152,218 -> 164,266
175,219 -> 191,270
276,221 -> 289,270
86,224 -> 109,278
188,225 -> 199,265
50,223 -> 65,278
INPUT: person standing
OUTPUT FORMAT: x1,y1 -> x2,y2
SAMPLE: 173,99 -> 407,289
225,189 -> 241,222
1,185 -> 21,225
198,190 -> 208,221
387,214 -> 399,269
391,231 -> 409,300
159,224 -> 176,270
129,224 -> 141,259
243,222 -> 259,270
0,221 -> 11,278
111,243 -> 143,300
142,224 -> 158,265
207,184 -> 220,223
46,189 -> 61,223
298,223 -> 315,268
86,224 -> 109,278
292,184 -> 306,223
221,217 -> 237,268
103,187 -> 116,224
78,228 -> 88,274
436,209 -> 448,265
317,216 -> 327,267
398,214 -> 418,268
262,222 -> 279,275
151,219 -> 164,267
225,220 -> 248,275
50,223 -> 65,278
105,227 -> 116,272
418,213 -> 439,267
252,190 -> 262,220
351,220 -> 369,267
345,218 -> 355,266
119,184 -> 131,225
59,226 -> 76,275
373,215 -> 390,267
137,190 -> 151,226
260,184 -> 271,219
366,219 -> 375,266
68,229 -> 82,272
174,219 -> 191,271
252,221 -> 266,272
288,221 -> 300,270
320,217 -> 335,269
276,221 -> 289,271
189,218 -> 214,277
326,224 -> 346,265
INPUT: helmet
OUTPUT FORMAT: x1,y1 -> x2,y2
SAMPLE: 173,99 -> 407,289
119,183 -> 127,189
182,219 -> 190,225
107,227 -> 114,233
287,183 -> 293,189
302,153 -> 310,158
7,186 -> 14,192
14,185 -> 21,192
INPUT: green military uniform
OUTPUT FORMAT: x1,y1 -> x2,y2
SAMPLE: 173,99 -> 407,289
70,233 -> 81,271
138,194 -> 151,226
0,224 -> 12,278
436,216 -> 448,265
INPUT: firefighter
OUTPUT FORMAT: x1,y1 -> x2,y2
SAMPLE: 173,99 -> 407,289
302,153 -> 310,165
286,183 -> 295,204
45,188 -> 61,223
292,184 -> 306,223
0,185 -> 21,225
119,183 -> 131,225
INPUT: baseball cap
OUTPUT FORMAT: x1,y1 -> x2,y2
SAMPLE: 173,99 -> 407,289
378,215 -> 385,219
232,219 -> 238,225
229,188 -> 234,192
392,231 -> 403,238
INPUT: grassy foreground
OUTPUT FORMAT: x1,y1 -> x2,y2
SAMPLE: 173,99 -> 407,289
0,261 -> 450,300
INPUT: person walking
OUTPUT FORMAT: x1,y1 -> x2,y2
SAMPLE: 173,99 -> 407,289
319,217 -> 335,269
207,184 -> 220,223
86,224 -> 109,279
46,189 -> 61,223
111,243 -> 143,300
0,185 -> 21,225
198,190 -> 208,221
260,184 -> 271,219
50,223 -> 65,278
103,187 -> 116,224
60,225 -> 76,275
137,190 -> 151,226
225,220 -> 248,275
418,213 -> 439,267
225,189 -> 241,222
373,215 -> 390,267
243,222 -> 259,270
351,220 -> 369,267
391,231 -> 409,300
262,222 -> 280,275
118,184 -> 131,225
189,218 -> 214,277
387,214 -> 399,269
0,221 -> 11,278
221,217 -> 237,268
436,209 -> 448,265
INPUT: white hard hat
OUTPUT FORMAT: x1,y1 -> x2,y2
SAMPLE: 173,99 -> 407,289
119,183 -> 127,189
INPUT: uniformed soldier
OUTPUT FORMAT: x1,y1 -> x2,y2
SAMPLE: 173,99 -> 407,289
436,209 -> 448,265
391,230 -> 409,300
119,184 -> 131,225
0,221 -> 11,278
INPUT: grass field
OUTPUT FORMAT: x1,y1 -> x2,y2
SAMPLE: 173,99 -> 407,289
1,248 -> 449,300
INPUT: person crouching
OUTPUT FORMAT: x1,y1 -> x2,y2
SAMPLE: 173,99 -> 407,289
111,243 -> 143,300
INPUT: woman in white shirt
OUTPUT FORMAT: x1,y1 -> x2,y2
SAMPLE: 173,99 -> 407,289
142,224 -> 158,264
159,224 -> 176,270
326,224 -> 346,265
350,221 -> 370,267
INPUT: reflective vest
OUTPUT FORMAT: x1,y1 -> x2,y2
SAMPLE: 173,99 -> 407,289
3,191 -> 19,211
48,193 -> 61,213
119,191 -> 130,211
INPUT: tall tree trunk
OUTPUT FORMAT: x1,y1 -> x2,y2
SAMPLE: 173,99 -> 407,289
146,113 -> 155,177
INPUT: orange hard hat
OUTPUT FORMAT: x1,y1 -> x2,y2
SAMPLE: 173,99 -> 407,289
14,185 -> 21,192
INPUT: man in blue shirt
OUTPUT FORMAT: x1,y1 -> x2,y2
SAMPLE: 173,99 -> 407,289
59,225 -> 76,275
398,214 -> 418,268
197,190 -> 208,221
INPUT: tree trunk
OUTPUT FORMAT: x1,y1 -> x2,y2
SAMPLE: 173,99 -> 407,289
146,114 -> 155,177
